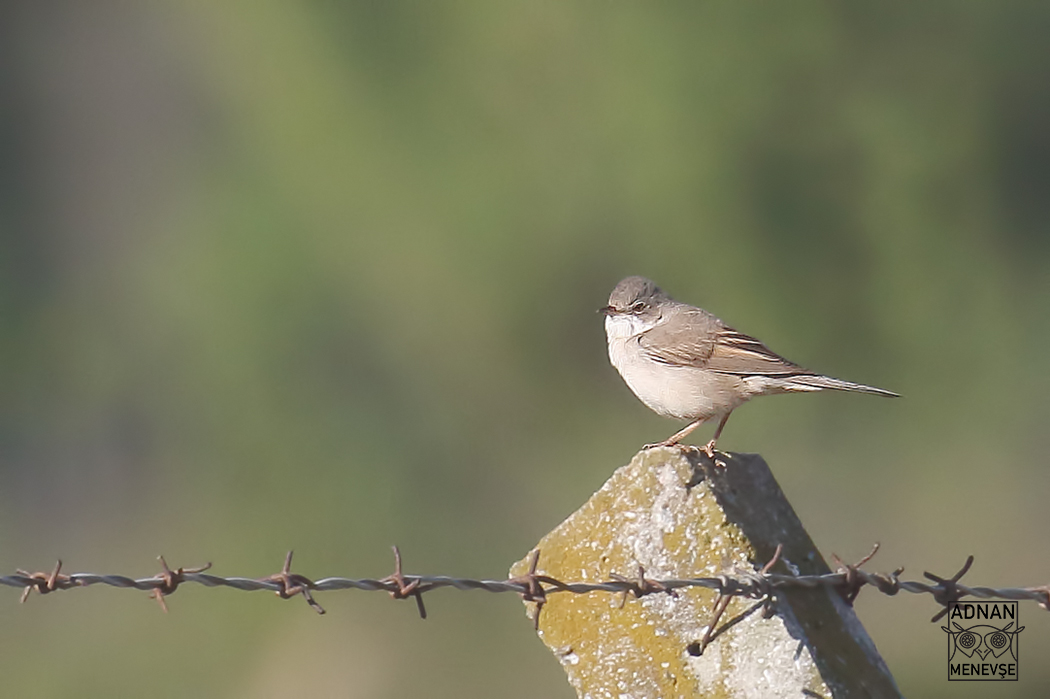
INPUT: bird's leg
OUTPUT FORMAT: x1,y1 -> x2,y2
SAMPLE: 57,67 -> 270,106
702,412 -> 733,467
644,418 -> 705,450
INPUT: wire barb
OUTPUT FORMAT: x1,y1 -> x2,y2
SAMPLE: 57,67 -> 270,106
381,546 -> 429,619
692,592 -> 733,656
924,555 -> 974,623
506,549 -> 547,630
761,544 -> 784,576
149,556 -> 213,612
1035,586 -> 1050,612
756,544 -> 783,618
831,542 -> 881,606
610,565 -> 677,609
258,551 -> 325,615
16,560 -> 72,603
690,544 -> 787,656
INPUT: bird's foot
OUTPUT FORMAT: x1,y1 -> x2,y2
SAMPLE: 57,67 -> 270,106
643,440 -> 725,466
701,440 -> 727,469
643,439 -> 688,451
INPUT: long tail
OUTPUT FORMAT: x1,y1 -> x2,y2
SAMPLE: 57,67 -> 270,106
787,374 -> 899,397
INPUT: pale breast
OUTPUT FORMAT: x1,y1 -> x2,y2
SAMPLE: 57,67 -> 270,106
607,333 -> 745,421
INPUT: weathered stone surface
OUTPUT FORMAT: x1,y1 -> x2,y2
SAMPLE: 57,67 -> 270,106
511,448 -> 901,699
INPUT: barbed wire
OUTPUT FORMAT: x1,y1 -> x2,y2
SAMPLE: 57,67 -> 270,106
3,545 -> 1048,630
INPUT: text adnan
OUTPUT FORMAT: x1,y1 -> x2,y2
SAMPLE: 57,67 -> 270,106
950,604 -> 1014,620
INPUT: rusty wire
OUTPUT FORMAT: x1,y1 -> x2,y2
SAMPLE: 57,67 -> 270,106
3,546 -> 1049,627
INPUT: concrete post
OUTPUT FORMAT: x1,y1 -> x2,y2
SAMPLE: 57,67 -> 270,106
511,448 -> 901,699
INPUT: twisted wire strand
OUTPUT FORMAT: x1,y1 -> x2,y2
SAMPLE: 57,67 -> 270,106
3,549 -> 1049,618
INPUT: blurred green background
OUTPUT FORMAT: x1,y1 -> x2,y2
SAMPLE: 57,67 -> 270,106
1,2 -> 1048,697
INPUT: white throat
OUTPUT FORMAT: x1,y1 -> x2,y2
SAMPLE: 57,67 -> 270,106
604,313 -> 659,341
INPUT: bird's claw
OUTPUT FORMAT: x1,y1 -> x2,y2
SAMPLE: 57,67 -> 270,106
642,440 -> 727,468
643,440 -> 687,451
701,441 -> 727,469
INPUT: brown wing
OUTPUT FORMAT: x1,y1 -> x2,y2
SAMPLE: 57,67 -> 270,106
636,307 -> 719,367
705,327 -> 815,377
640,308 -> 813,378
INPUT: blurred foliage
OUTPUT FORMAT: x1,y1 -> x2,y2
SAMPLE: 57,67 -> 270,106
0,1 -> 1048,697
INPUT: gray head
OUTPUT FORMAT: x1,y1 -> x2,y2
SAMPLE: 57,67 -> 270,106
600,276 -> 671,320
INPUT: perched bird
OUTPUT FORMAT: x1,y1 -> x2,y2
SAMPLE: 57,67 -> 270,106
601,276 -> 897,458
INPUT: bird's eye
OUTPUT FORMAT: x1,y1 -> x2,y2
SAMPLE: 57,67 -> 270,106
630,301 -> 645,313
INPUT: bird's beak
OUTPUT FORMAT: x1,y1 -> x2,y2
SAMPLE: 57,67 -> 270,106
598,305 -> 615,316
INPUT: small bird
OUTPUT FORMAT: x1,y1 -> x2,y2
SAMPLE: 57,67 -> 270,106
601,276 -> 897,459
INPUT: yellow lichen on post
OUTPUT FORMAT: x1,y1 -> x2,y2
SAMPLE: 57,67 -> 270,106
512,448 -> 900,699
